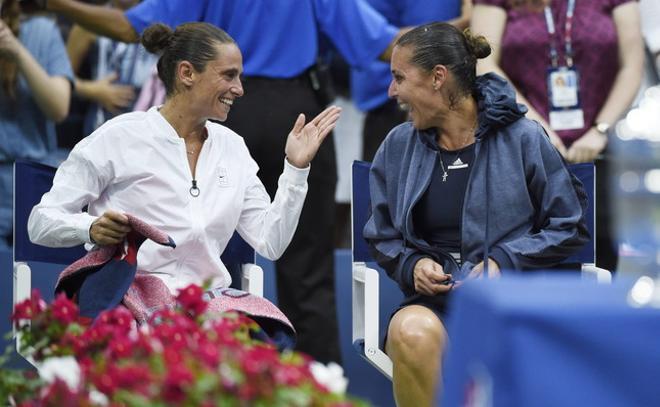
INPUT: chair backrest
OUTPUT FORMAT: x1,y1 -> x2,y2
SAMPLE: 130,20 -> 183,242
351,161 -> 374,263
14,160 -> 86,264
351,160 -> 596,267
13,159 -> 255,276
565,162 -> 595,265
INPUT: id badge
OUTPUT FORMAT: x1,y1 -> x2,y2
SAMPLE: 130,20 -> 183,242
547,66 -> 584,130
549,109 -> 584,130
548,67 -> 579,107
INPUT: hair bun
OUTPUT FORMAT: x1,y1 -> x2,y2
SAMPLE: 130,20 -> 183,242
463,28 -> 491,60
141,23 -> 174,54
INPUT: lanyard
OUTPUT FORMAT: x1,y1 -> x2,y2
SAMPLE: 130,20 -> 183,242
543,0 -> 576,68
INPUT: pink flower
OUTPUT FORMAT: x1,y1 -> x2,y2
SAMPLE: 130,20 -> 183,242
176,284 -> 208,317
51,293 -> 78,324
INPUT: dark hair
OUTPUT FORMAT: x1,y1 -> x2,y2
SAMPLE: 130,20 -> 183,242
397,23 -> 491,105
141,22 -> 235,97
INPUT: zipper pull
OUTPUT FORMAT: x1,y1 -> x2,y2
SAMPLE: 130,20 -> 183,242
189,179 -> 200,197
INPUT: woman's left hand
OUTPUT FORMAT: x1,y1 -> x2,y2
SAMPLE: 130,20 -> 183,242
566,127 -> 607,163
466,258 -> 501,280
285,106 -> 342,169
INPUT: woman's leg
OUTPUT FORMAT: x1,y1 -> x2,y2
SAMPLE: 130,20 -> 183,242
385,304 -> 447,407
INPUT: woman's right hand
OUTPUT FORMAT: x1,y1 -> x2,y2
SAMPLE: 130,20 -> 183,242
91,72 -> 136,113
0,20 -> 22,58
90,210 -> 131,245
413,257 -> 453,296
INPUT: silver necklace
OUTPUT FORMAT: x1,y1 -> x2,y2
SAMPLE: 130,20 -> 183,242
438,119 -> 477,182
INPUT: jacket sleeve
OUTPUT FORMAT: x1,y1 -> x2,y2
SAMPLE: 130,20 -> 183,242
236,151 -> 309,261
362,145 -> 426,294
28,137 -> 111,247
493,123 -> 591,270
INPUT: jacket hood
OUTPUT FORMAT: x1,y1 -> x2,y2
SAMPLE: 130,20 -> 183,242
475,73 -> 528,134
417,73 -> 528,149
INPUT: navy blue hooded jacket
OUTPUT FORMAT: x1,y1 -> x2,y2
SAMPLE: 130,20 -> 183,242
364,73 -> 590,298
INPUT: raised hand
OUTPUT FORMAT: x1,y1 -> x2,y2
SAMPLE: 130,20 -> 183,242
284,106 -> 341,169
90,210 -> 131,245
0,20 -> 21,58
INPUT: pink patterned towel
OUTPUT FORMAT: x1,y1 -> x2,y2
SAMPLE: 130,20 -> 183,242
55,214 -> 175,320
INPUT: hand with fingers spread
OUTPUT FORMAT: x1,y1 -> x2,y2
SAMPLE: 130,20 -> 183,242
413,257 -> 453,296
90,210 -> 132,245
467,258 -> 501,280
285,105 -> 342,169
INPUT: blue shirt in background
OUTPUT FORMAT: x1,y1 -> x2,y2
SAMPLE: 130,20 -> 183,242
350,0 -> 461,111
126,0 -> 399,78
0,16 -> 74,163
0,16 -> 73,243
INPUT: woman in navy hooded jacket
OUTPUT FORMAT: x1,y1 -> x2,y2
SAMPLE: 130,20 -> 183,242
363,23 -> 589,406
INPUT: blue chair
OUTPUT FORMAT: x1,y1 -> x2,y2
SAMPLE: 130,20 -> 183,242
12,160 -> 263,359
350,160 -> 610,380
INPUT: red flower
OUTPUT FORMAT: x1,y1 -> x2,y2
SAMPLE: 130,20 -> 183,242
108,336 -> 134,359
92,371 -> 117,395
110,364 -> 153,395
240,346 -> 279,377
11,289 -> 47,324
51,293 -> 78,324
96,306 -> 135,336
274,363 -> 306,387
163,364 -> 193,403
38,378 -> 85,407
195,340 -> 220,368
176,284 -> 208,317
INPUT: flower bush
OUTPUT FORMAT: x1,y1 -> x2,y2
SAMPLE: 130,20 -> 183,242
1,286 -> 366,407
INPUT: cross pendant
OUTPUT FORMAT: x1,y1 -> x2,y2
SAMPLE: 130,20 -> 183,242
442,171 -> 448,182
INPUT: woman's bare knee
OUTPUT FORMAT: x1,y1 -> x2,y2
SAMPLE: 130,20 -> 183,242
387,305 -> 446,358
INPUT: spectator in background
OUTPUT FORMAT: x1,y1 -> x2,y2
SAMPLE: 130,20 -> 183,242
640,0 -> 660,82
43,0 -> 407,365
355,0 -> 472,162
66,0 -> 157,135
471,0 -> 643,271
0,0 -> 73,248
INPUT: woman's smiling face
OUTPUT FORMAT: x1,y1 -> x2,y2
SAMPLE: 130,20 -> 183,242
388,45 -> 440,130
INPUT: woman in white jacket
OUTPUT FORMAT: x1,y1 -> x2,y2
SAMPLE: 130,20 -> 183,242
28,21 -> 340,295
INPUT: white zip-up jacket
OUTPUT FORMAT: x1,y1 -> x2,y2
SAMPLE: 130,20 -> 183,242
28,107 -> 310,293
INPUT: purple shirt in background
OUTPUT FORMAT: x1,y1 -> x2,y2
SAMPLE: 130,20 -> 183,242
475,0 -> 633,145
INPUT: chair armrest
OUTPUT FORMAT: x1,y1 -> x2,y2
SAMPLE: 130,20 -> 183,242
241,263 -> 263,297
581,264 -> 612,284
13,261 -> 36,364
352,262 -> 393,380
